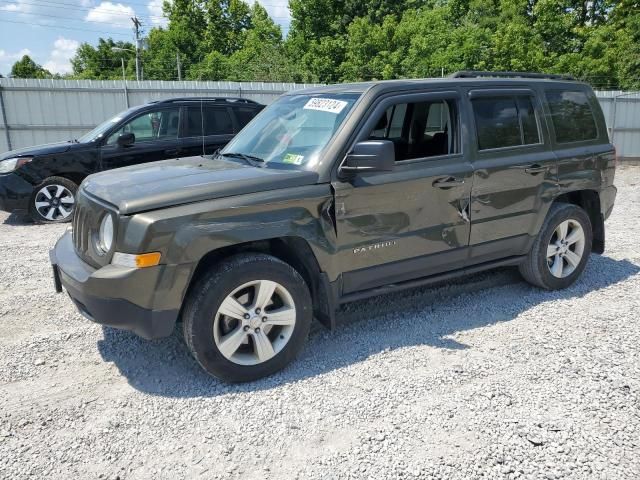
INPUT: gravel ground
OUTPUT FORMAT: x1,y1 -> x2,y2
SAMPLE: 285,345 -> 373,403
1,166 -> 639,480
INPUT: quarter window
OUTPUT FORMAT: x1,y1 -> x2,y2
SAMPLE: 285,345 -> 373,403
368,99 -> 458,161
472,96 -> 540,150
107,108 -> 179,144
546,90 -> 598,143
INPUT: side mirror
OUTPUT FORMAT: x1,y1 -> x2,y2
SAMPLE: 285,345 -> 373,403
117,132 -> 135,147
340,140 -> 395,174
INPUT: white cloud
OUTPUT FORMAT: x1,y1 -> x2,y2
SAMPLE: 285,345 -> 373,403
43,37 -> 79,74
85,2 -> 135,28
0,48 -> 31,61
147,0 -> 167,26
0,0 -> 32,13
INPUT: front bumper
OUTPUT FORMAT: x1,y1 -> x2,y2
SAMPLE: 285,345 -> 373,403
50,231 -> 182,339
0,173 -> 33,212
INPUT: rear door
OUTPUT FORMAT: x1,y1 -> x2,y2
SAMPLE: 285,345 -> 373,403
464,87 -> 558,263
181,105 -> 235,156
99,107 -> 181,170
333,90 -> 475,294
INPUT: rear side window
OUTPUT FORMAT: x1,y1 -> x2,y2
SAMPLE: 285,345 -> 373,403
472,96 -> 540,150
182,106 -> 233,137
546,90 -> 598,143
234,107 -> 260,128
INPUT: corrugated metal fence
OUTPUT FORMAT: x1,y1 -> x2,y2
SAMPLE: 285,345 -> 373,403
0,78 -> 639,160
595,91 -> 640,161
0,78 -> 322,153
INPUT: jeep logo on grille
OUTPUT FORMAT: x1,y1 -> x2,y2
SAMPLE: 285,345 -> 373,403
353,240 -> 397,254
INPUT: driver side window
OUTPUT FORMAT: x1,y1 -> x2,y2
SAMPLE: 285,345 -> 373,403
107,108 -> 180,145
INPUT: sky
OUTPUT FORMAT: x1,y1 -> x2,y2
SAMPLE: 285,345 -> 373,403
0,0 -> 292,76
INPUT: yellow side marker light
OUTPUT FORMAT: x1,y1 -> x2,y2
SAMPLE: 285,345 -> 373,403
112,252 -> 162,268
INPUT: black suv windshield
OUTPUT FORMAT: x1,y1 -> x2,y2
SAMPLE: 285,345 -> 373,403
221,93 -> 361,170
77,107 -> 138,143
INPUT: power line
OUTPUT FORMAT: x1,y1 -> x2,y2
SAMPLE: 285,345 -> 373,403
1,7 -> 152,28
0,0 -> 167,22
0,17 -> 133,35
0,0 -> 292,20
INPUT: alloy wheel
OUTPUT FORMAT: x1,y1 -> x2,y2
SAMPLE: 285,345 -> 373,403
34,184 -> 75,221
546,219 -> 586,278
213,280 -> 297,366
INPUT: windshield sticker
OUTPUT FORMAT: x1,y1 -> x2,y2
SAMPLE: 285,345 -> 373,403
283,153 -> 305,165
303,98 -> 348,114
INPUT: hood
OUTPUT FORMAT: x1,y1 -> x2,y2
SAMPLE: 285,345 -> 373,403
0,141 -> 75,160
82,156 -> 320,214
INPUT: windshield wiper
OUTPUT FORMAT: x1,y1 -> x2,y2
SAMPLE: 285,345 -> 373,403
219,152 -> 265,167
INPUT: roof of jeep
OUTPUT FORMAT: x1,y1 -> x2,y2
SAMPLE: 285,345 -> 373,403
288,75 -> 587,96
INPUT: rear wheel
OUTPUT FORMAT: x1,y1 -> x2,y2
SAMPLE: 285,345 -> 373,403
28,176 -> 77,223
182,253 -> 312,382
519,203 -> 593,290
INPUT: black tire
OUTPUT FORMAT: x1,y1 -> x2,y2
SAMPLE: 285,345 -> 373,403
28,176 -> 78,224
182,253 -> 313,382
519,203 -> 593,290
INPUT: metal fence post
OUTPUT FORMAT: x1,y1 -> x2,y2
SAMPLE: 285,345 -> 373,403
123,81 -> 130,109
0,85 -> 11,151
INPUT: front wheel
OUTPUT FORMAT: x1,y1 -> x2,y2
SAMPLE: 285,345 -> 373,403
28,176 -> 78,223
519,203 -> 593,290
182,253 -> 312,382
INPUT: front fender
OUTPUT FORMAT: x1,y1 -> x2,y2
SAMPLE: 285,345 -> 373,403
120,184 -> 337,278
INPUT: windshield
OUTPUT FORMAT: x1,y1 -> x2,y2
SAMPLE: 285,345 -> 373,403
77,107 -> 137,143
221,93 -> 361,169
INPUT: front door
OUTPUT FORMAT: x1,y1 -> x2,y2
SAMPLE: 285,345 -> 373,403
333,91 -> 474,295
464,88 -> 558,263
100,107 -> 181,170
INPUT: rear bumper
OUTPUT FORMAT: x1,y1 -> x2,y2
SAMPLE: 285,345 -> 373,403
51,231 -> 181,340
0,173 -> 33,212
601,185 -> 617,220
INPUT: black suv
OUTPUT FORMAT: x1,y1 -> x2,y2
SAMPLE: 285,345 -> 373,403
51,72 -> 617,382
0,97 -> 263,223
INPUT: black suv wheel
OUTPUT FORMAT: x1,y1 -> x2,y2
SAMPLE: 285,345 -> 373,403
519,203 -> 593,290
29,176 -> 78,224
182,253 -> 312,382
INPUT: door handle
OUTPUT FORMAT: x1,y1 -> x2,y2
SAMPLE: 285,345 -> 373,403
524,164 -> 547,175
433,176 -> 465,188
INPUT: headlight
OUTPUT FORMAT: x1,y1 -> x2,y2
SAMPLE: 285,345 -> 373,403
97,214 -> 114,254
0,157 -> 32,174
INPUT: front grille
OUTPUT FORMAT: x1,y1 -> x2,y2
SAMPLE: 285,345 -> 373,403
71,189 -> 114,268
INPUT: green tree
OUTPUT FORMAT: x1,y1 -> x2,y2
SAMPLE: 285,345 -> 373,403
10,55 -> 51,79
204,0 -> 252,55
226,3 -> 298,81
70,38 -> 136,80
187,51 -> 230,80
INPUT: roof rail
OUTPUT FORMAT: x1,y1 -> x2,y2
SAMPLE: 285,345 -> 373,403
153,97 -> 260,105
449,70 -> 576,81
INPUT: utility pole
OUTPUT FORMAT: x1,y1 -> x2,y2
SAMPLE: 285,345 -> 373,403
131,16 -> 142,81
176,51 -> 182,81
